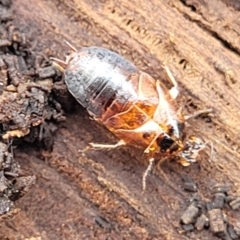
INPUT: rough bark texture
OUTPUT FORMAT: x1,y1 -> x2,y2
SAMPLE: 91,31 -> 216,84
1,0 -> 240,239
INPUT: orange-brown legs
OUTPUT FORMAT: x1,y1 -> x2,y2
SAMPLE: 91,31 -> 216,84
50,41 -> 77,71
50,57 -> 68,70
81,140 -> 126,152
163,66 -> 213,120
162,66 -> 179,99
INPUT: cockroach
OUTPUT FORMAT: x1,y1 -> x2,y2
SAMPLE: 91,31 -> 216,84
51,41 -> 211,190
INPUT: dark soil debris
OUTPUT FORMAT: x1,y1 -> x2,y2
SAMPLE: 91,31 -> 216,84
180,183 -> 240,239
0,5 -> 12,21
180,204 -> 199,225
0,0 -> 66,216
229,197 -> 240,211
208,208 -> 226,236
0,0 -> 12,8
182,175 -> 198,192
0,141 -> 36,216
0,0 -> 239,239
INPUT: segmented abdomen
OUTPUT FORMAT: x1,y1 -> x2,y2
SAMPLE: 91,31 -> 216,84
64,47 -> 139,118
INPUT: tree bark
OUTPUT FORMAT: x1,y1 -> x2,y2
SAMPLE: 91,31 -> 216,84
1,0 -> 240,239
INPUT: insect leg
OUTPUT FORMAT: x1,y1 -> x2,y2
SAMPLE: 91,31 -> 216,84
184,108 -> 212,121
64,40 -> 77,52
81,140 -> 126,152
50,57 -> 68,70
89,140 -> 125,149
142,158 -> 155,191
162,66 -> 179,99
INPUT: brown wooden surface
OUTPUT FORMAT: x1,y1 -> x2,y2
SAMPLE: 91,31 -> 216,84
1,0 -> 240,239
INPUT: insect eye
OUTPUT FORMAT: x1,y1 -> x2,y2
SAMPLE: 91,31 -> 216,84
157,136 -> 174,152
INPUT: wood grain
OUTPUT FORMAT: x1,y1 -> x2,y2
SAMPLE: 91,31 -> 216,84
1,0 -> 240,239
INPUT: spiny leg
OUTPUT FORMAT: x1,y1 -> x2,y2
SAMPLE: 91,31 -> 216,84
81,140 -> 126,153
142,158 -> 155,192
162,65 -> 179,99
50,41 -> 77,70
184,108 -> 212,121
142,156 -> 175,192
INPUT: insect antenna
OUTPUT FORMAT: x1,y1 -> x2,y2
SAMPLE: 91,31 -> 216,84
50,57 -> 68,71
64,40 -> 77,52
156,157 -> 186,197
205,140 -> 214,163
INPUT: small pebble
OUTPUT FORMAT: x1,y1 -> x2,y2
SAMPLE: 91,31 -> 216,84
233,221 -> 240,236
182,224 -> 194,232
182,175 -> 198,192
206,202 -> 213,211
229,197 -> 240,210
212,184 -> 231,194
195,214 -> 208,231
180,204 -> 199,225
38,66 -> 56,79
212,193 -> 225,209
208,208 -> 226,236
225,195 -> 236,204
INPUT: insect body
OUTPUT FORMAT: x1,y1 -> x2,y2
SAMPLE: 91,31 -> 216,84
51,42 -> 207,189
